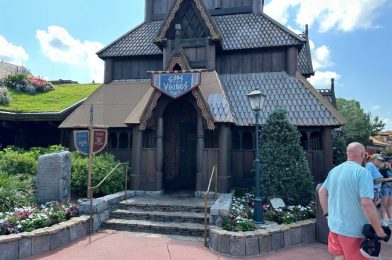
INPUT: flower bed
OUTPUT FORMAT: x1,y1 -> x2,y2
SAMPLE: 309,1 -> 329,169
4,73 -> 53,94
222,192 -> 315,232
0,202 -> 79,235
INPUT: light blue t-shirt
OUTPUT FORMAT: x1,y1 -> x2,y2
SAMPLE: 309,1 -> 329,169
365,162 -> 382,189
322,161 -> 374,238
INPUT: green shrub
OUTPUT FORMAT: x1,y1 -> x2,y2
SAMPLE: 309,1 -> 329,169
0,171 -> 35,213
0,145 -> 67,176
260,108 -> 313,205
0,87 -> 11,105
71,152 -> 126,197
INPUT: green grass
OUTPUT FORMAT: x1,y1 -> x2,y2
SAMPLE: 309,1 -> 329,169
0,84 -> 100,112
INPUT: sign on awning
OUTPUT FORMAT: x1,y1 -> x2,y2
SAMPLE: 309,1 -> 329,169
152,72 -> 200,99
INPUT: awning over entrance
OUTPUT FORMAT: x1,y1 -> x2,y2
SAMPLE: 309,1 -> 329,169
59,81 -> 152,128
60,71 -> 235,129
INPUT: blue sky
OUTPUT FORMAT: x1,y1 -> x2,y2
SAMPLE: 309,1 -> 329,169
0,0 -> 391,130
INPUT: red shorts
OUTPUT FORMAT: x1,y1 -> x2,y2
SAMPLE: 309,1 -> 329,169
328,232 -> 367,260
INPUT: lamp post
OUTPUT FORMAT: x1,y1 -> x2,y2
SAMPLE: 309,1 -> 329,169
247,89 -> 266,224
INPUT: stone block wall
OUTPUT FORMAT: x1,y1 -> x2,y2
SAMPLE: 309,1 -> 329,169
209,219 -> 316,257
78,190 -> 135,231
0,216 -> 90,260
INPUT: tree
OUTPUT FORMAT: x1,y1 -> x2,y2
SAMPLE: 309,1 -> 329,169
332,130 -> 347,166
370,115 -> 385,136
259,108 -> 313,205
336,98 -> 372,145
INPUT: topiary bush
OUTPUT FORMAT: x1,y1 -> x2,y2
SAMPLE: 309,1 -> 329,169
259,108 -> 313,205
71,152 -> 126,197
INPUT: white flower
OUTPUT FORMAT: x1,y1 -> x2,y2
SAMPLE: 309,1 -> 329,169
17,224 -> 22,229
0,219 -> 4,224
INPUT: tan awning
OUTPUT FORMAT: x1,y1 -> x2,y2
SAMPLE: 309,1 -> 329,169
59,81 -> 151,128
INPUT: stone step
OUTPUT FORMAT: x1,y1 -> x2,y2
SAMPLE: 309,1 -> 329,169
111,209 -> 208,224
102,219 -> 208,237
118,199 -> 210,213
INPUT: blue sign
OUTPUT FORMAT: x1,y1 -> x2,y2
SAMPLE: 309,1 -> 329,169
152,73 -> 200,99
74,130 -> 89,155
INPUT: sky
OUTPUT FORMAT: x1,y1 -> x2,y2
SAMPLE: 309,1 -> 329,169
0,0 -> 391,130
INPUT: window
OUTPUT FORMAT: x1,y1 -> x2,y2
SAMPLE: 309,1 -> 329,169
173,63 -> 182,71
300,132 -> 308,150
232,132 -> 241,150
142,129 -> 156,148
205,129 -> 219,149
108,133 -> 118,149
242,131 -> 253,150
119,132 -> 129,149
309,132 -> 321,150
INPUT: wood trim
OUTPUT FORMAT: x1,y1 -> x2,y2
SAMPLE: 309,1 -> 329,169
139,91 -> 162,130
192,88 -> 215,130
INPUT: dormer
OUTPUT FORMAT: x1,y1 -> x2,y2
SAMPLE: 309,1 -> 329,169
153,0 -> 222,70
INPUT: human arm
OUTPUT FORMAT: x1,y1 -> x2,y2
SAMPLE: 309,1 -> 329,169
361,198 -> 386,238
318,186 -> 328,216
374,177 -> 392,184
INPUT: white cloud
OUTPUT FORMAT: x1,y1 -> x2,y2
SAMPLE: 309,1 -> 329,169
309,40 -> 333,70
36,26 -> 104,82
381,118 -> 392,131
265,0 -> 388,32
309,71 -> 340,89
370,105 -> 380,112
264,0 -> 301,25
0,35 -> 29,65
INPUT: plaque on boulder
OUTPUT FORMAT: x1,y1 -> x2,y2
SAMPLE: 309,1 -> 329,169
36,151 -> 72,204
270,198 -> 286,209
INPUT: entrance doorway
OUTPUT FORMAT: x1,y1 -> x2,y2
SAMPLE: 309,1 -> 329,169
163,98 -> 197,191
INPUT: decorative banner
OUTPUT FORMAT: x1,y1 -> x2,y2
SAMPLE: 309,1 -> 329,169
152,72 -> 200,99
92,129 -> 108,154
73,129 -> 108,155
74,130 -> 89,155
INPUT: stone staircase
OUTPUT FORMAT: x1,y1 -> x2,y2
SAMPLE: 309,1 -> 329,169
101,194 -> 215,237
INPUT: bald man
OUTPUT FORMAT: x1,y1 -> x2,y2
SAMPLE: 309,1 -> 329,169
319,142 -> 386,260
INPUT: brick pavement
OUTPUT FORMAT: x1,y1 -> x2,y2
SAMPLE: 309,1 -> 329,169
26,230 -> 392,260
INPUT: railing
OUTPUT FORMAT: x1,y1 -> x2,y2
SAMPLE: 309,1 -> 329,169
204,164 -> 218,247
88,162 -> 129,235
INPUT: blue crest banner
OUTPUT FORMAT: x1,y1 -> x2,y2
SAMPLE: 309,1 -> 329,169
74,130 -> 89,155
152,73 -> 200,99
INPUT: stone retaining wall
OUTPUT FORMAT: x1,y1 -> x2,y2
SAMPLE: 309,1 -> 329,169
78,190 -> 135,231
0,216 -> 90,260
209,219 -> 316,257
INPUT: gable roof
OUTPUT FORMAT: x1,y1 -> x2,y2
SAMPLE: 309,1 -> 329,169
97,21 -> 162,58
154,0 -> 221,44
213,13 -> 305,50
298,39 -> 314,76
97,13 -> 306,58
219,72 -> 346,127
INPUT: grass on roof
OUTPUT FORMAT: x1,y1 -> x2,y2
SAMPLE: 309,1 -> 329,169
0,84 -> 100,113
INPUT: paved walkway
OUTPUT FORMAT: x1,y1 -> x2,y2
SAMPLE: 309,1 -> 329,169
27,230 -> 392,260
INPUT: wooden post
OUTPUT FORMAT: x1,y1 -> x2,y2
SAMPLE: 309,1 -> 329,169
196,115 -> 205,191
218,124 -> 231,193
155,117 -> 164,191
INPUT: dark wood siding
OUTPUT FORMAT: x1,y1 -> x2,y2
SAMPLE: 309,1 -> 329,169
216,49 -> 286,74
112,56 -> 163,80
